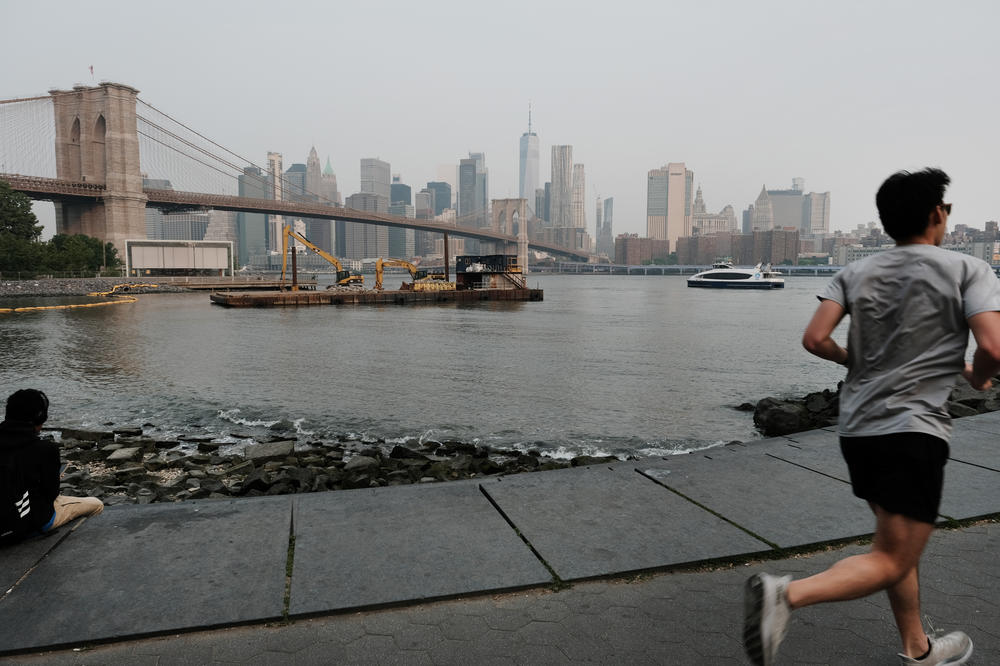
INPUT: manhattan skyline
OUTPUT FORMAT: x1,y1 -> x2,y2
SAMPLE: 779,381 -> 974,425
5,0 -> 998,240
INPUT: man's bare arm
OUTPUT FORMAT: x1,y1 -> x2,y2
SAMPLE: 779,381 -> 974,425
802,299 -> 848,365
964,311 -> 1000,389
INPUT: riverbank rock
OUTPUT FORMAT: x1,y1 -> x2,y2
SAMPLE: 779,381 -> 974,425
754,377 -> 1000,437
51,427 -> 637,508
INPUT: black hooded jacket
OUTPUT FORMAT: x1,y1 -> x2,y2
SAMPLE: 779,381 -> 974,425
0,421 -> 60,544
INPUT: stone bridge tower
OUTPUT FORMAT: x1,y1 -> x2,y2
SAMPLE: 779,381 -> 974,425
49,82 -> 147,253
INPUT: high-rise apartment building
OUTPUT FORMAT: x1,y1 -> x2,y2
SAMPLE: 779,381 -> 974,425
596,196 -> 614,257
571,164 -> 586,229
550,146 -> 573,227
646,162 -> 693,246
519,107 -> 539,203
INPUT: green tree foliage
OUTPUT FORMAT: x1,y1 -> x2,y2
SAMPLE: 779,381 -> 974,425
0,180 -> 43,241
0,180 -> 122,273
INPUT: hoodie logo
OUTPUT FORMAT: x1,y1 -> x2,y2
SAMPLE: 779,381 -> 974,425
14,490 -> 30,518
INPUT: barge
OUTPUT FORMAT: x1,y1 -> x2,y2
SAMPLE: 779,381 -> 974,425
210,254 -> 542,308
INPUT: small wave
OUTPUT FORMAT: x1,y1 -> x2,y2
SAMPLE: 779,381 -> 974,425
218,408 -> 279,428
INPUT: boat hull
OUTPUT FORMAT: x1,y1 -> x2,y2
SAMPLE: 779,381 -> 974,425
687,280 -> 784,289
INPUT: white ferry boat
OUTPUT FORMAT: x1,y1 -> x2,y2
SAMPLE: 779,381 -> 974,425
686,262 -> 785,289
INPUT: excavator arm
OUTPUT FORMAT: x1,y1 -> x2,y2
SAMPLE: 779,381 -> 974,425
375,258 -> 425,291
281,226 -> 362,289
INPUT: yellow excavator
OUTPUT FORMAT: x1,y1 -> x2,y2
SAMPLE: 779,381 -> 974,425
374,258 -> 455,292
281,225 -> 364,290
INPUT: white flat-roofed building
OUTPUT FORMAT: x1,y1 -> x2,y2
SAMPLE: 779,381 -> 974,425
125,239 -> 235,277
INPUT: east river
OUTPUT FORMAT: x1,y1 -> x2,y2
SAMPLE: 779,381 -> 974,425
0,274 -> 850,459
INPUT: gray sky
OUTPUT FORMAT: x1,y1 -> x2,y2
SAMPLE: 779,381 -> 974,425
6,0 -> 999,239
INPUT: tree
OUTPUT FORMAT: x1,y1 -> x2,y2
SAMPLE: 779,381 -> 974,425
0,180 -> 42,241
45,234 -> 119,272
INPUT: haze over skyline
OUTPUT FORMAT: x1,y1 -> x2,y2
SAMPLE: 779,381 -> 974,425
6,0 -> 998,242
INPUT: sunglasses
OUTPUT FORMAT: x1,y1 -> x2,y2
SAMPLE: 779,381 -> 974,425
940,203 -> 952,215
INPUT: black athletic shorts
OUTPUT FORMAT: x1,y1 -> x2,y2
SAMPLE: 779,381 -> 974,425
840,432 -> 949,525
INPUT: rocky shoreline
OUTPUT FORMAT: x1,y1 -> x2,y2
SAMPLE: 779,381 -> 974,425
0,277 -> 190,298
53,427 -> 619,506
752,378 -> 1000,436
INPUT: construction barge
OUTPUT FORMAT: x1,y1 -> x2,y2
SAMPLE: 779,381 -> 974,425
210,254 -> 542,308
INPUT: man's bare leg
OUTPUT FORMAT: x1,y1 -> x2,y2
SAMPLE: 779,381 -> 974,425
784,504 -> 934,657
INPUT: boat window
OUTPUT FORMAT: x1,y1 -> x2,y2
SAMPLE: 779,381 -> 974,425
703,272 -> 750,280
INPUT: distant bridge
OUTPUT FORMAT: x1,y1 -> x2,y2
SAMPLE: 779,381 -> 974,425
0,84 -> 589,261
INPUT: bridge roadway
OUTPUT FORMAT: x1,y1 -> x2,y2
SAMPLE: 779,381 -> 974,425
2,173 -> 590,260
1,414 -> 998,661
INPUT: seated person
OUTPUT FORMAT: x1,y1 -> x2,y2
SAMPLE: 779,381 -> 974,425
1,389 -> 103,545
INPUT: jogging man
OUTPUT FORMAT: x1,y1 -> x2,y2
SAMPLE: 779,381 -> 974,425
743,168 -> 1000,665
1,389 -> 104,545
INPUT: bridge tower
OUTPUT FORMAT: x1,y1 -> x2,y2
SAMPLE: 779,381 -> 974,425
49,82 -> 147,253
489,198 -> 528,256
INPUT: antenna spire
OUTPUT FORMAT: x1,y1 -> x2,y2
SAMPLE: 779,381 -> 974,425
528,102 -> 532,134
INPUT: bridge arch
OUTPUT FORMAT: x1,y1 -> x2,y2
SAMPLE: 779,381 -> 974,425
92,114 -> 106,183
67,117 -> 82,180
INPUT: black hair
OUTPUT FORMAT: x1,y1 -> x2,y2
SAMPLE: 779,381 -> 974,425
875,168 -> 950,242
5,389 -> 49,425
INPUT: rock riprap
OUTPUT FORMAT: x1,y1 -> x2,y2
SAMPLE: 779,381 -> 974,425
52,429 -> 619,506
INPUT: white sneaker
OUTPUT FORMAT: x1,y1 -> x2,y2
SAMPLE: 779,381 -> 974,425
743,573 -> 792,666
897,630 -> 973,665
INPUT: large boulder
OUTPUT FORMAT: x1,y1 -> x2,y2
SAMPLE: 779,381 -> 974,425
753,397 -> 814,436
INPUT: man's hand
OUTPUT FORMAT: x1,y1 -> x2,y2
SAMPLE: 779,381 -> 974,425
962,362 -> 993,390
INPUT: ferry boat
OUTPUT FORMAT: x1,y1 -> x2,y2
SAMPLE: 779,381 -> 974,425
686,262 -> 785,289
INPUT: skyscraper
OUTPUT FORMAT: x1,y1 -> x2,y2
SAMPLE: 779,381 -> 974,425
306,147 -> 321,198
361,158 -> 391,201
751,186 -> 774,230
266,151 -> 284,252
550,146 -> 573,227
236,166 -> 268,266
646,162 -> 693,246
518,105 -> 539,203
804,191 -> 831,234
426,181 -> 451,216
571,164 -> 586,229
320,157 -> 341,206
458,158 -> 478,219
391,174 -> 412,206
342,192 -> 388,259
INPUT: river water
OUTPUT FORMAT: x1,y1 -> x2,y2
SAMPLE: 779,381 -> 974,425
0,274 -> 849,459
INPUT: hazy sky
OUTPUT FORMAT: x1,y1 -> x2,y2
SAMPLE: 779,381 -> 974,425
6,0 -> 999,239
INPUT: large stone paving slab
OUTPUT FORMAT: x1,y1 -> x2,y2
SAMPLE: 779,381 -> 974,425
949,422 -> 1000,471
480,463 -> 768,581
0,530 -> 66,596
641,450 -> 872,548
951,411 -> 1000,436
289,481 -> 551,615
939,459 -> 1000,521
767,430 -> 850,481
0,496 -> 291,654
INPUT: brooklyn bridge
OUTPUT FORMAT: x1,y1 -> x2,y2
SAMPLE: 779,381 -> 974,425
0,82 -> 589,263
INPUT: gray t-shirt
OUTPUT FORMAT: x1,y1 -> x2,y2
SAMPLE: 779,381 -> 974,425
821,244 -> 1000,440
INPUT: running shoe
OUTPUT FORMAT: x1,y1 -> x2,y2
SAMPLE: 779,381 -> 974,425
743,572 -> 791,666
897,630 -> 973,664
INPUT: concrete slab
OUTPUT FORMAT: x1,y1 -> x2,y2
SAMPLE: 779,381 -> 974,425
949,422 -> 1000,471
768,430 -> 850,482
0,496 -> 291,654
641,452 -> 872,548
480,463 -> 768,581
951,411 -> 1000,436
940,459 -> 1000,521
0,530 -> 65,595
289,481 -> 551,616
